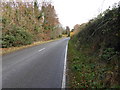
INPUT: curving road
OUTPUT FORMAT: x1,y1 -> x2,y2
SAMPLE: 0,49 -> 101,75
2,37 -> 69,88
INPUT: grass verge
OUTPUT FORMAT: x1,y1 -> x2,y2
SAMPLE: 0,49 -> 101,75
1,38 -> 62,55
67,39 -> 120,88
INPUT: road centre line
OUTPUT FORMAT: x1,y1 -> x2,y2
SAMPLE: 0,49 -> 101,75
38,48 -> 45,52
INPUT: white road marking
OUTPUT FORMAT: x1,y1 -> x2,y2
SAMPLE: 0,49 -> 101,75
38,48 -> 45,52
62,43 -> 68,88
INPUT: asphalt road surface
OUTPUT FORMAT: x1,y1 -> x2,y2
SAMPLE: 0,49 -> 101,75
2,37 -> 70,88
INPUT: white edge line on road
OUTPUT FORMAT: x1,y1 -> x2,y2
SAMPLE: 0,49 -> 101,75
38,48 -> 45,52
62,43 -> 68,88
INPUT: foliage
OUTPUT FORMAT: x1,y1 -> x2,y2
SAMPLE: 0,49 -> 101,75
68,40 -> 103,88
100,48 -> 118,62
2,26 -> 33,48
68,3 -> 120,88
1,1 -> 63,48
66,26 -> 70,37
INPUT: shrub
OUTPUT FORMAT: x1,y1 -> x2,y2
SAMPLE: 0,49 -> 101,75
100,48 -> 118,62
2,26 -> 33,48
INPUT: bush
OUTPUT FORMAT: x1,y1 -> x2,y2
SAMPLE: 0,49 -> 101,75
59,35 -> 62,38
2,26 -> 33,48
100,48 -> 118,62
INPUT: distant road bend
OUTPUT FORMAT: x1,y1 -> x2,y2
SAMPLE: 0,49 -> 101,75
2,37 -> 70,88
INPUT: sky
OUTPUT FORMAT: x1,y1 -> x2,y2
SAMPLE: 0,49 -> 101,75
51,0 -> 119,29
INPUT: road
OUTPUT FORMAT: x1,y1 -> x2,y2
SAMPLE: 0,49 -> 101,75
2,37 -> 70,88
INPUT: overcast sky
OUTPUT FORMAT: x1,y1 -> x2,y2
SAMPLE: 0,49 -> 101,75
51,0 -> 119,29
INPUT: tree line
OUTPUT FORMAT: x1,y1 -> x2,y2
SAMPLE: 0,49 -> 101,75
1,0 -> 63,48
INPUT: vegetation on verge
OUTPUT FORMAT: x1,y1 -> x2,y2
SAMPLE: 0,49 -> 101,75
68,3 -> 120,88
1,38 -> 61,55
1,1 -> 64,48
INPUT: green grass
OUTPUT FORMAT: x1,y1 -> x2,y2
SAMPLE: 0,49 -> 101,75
67,40 -> 106,88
